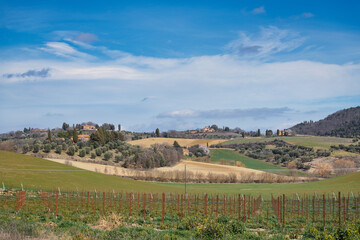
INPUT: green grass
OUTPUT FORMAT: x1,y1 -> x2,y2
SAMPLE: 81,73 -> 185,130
0,150 -> 175,193
222,135 -> 353,149
1,150 -> 359,199
209,149 -> 288,173
156,171 -> 360,198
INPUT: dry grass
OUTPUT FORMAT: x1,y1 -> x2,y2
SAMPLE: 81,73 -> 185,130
129,137 -> 227,148
45,158 -> 305,184
331,150 -> 360,157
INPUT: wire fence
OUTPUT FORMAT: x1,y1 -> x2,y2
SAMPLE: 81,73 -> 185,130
1,188 -> 359,229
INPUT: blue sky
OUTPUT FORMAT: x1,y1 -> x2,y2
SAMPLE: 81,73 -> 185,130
1,0 -> 360,133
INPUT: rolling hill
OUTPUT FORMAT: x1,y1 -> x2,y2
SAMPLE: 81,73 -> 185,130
1,150 -> 360,198
291,106 -> 360,138
0,150 -> 175,193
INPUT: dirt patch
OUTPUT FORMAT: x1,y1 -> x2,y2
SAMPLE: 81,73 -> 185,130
37,222 -> 57,228
90,213 -> 124,231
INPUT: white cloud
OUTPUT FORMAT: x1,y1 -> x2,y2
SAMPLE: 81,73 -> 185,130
39,42 -> 96,60
252,6 -> 266,14
158,107 -> 292,119
1,55 -> 360,104
1,26 -> 360,108
226,26 -> 305,58
301,12 -> 314,18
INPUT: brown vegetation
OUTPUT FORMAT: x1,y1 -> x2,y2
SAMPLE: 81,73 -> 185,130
313,163 -> 332,177
129,137 -> 227,148
333,159 -> 356,176
0,140 -> 15,152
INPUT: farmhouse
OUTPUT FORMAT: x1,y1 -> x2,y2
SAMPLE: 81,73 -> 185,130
78,134 -> 90,142
277,129 -> 293,136
202,126 -> 215,133
82,124 -> 96,131
32,128 -> 47,132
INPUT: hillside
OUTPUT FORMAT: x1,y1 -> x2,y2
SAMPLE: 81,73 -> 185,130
0,150 -> 176,193
1,151 -> 360,197
291,106 -> 360,138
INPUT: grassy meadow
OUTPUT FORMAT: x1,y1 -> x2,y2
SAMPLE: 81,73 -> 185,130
1,150 -> 359,199
0,151 -> 175,193
209,148 -> 288,173
156,171 -> 360,198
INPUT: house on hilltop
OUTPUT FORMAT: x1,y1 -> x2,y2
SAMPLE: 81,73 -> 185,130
82,124 -> 96,131
78,134 -> 90,142
202,126 -> 215,133
277,129 -> 293,136
32,128 -> 47,132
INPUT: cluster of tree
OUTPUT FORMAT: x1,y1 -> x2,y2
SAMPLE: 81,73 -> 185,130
330,142 -> 360,153
21,129 -> 182,169
212,140 -> 331,170
90,127 -> 124,144
290,106 -> 360,138
122,144 -> 183,169
188,145 -> 210,157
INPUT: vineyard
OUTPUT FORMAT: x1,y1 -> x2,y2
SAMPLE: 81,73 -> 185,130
1,188 -> 360,239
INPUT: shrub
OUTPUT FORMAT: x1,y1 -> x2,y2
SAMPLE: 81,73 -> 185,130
33,144 -> 40,153
115,155 -> 122,162
43,144 -> 51,153
287,161 -> 297,169
55,145 -> 62,154
95,148 -> 102,156
62,143 -> 67,150
196,219 -> 225,239
228,173 -> 237,183
85,147 -> 91,154
104,152 -> 113,161
67,146 -> 75,156
79,149 -> 86,157
22,144 -> 30,153
77,142 -> 85,149
90,152 -> 96,159
313,163 -> 332,177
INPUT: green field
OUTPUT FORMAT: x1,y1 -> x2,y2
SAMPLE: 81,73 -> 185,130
209,148 -> 288,173
1,151 -> 359,199
0,151 -> 175,193
222,135 -> 353,149
157,172 -> 360,198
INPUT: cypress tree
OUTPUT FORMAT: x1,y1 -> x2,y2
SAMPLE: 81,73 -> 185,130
73,125 -> 79,143
155,128 -> 160,137
47,129 -> 52,143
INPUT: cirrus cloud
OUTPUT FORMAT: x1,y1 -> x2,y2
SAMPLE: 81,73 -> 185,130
157,107 -> 292,119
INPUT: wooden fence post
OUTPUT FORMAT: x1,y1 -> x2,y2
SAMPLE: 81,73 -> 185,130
94,192 -> 97,216
238,194 -> 241,221
162,193 -> 165,224
338,192 -> 341,227
312,195 -> 315,223
216,195 -> 219,218
204,194 -> 208,218
323,194 -> 325,230
143,193 -> 146,221
55,192 -> 58,216
102,192 -> 105,218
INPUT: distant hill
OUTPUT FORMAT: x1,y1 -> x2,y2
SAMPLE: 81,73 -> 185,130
291,106 -> 360,138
